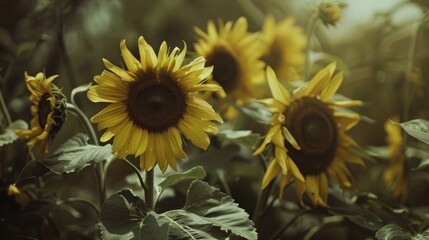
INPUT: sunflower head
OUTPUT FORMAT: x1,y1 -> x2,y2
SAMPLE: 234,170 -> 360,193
318,2 -> 346,27
194,17 -> 265,101
383,117 -> 408,201
255,63 -> 364,207
261,15 -> 307,81
15,72 -> 67,158
88,36 -> 223,173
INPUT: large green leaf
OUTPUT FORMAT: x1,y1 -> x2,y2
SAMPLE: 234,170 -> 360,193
0,120 -> 28,147
28,133 -> 114,175
158,166 -> 206,193
165,180 -> 257,239
375,224 -> 411,240
100,180 -> 257,240
399,119 -> 429,145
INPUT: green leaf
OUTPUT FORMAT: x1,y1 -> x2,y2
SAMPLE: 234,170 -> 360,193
165,180 -> 257,240
36,133 -> 114,174
159,166 -> 206,192
330,205 -> 384,231
375,224 -> 411,240
218,130 -> 260,149
99,181 -> 257,240
0,120 -> 28,147
237,100 -> 272,124
399,119 -> 429,144
100,188 -> 223,240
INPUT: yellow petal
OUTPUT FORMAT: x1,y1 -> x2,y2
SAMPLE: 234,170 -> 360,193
254,125 -> 280,155
282,127 -> 301,150
91,103 -> 126,123
140,135 -> 156,171
128,128 -> 143,156
120,39 -> 140,72
275,147 -> 288,175
168,127 -> 186,159
178,117 -> 210,150
328,100 -> 363,108
261,160 -> 281,189
320,71 -> 343,102
100,130 -> 115,142
112,120 -> 133,159
287,157 -> 305,183
135,129 -> 149,156
334,112 -> 360,131
266,66 -> 290,105
102,58 -> 136,81
302,62 -> 336,97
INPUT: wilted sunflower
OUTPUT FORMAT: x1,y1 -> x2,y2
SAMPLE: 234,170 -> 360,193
88,37 -> 223,172
261,15 -> 306,81
15,72 -> 67,158
383,117 -> 408,201
254,63 -> 364,207
194,17 -> 265,101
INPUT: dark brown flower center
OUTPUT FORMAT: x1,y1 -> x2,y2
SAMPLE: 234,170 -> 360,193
127,70 -> 186,133
206,47 -> 239,93
283,97 -> 338,175
38,94 -> 52,128
263,40 -> 282,73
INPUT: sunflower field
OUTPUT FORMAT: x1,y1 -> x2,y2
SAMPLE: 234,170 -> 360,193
1,0 -> 429,239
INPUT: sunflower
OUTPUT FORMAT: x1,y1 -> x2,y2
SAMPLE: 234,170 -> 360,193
383,117 -> 408,201
87,36 -> 223,172
318,2 -> 346,27
261,15 -> 307,81
15,72 -> 67,158
193,17 -> 265,101
254,63 -> 364,207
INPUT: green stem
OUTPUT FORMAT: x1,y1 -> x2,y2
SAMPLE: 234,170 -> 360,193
66,103 -> 98,145
123,158 -> 147,193
66,103 -> 105,204
269,209 -> 310,240
236,0 -> 265,27
59,197 -> 100,215
0,88 -> 12,125
252,180 -> 273,226
145,169 -> 155,210
303,12 -> 319,81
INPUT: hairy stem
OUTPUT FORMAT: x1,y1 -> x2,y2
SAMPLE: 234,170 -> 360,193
145,169 -> 155,210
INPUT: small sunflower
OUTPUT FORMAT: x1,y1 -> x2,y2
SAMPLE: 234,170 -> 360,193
261,15 -> 307,81
383,117 -> 408,201
88,36 -> 223,172
194,17 -> 265,101
15,72 -> 67,158
254,63 -> 364,207
318,2 -> 346,27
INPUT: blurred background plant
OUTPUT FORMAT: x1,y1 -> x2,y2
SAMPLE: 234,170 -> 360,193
1,0 -> 429,239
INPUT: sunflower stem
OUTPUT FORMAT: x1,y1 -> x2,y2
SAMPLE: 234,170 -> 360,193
269,209 -> 310,240
145,169 -> 155,210
236,0 -> 265,27
66,103 -> 105,205
303,12 -> 319,81
252,179 -> 273,227
123,158 -> 147,193
0,88 -> 12,126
